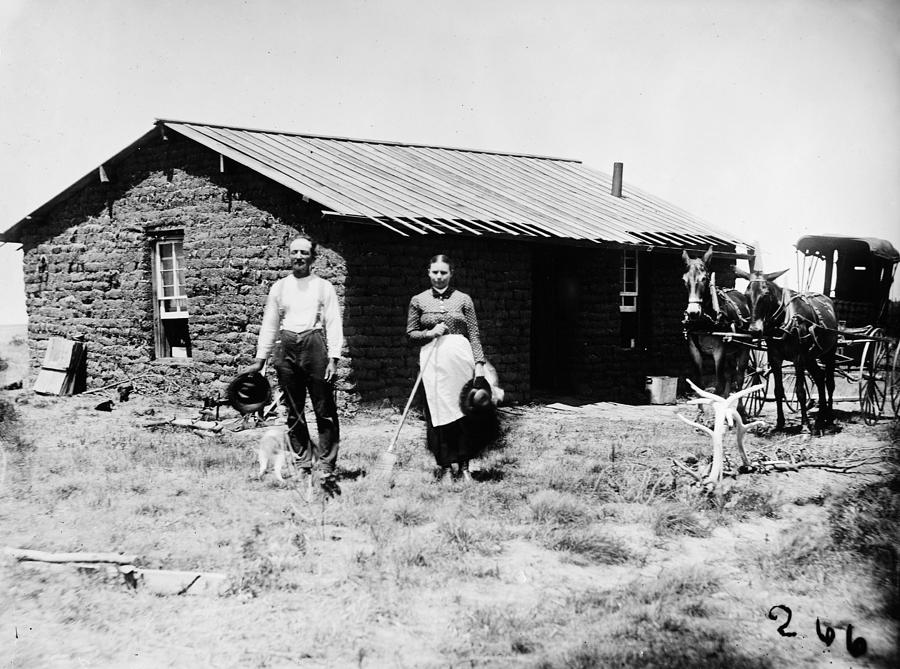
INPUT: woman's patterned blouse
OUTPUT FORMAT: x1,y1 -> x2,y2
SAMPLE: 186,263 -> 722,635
406,287 -> 485,363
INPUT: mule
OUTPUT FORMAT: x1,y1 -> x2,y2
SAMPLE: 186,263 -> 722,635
682,247 -> 751,410
735,268 -> 838,434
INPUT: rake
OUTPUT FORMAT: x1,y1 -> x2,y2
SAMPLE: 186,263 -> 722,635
372,342 -> 437,479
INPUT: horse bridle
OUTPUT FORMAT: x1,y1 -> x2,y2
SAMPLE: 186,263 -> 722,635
746,277 -> 786,333
683,275 -> 746,332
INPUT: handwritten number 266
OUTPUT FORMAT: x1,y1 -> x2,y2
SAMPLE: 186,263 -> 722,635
768,605 -> 867,658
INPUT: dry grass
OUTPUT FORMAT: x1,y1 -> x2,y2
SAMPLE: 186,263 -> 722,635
649,500 -> 710,537
1,391 -> 897,667
543,525 -> 634,565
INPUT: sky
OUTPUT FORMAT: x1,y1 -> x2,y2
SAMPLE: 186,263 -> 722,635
1,0 -> 898,324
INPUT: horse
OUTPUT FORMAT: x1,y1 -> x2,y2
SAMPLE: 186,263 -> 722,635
681,247 -> 752,411
734,268 -> 838,434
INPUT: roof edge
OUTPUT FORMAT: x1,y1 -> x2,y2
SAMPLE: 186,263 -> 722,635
156,118 -> 582,163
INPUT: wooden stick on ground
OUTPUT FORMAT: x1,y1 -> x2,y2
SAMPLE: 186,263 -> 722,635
82,372 -> 151,396
4,547 -> 138,565
671,458 -> 703,482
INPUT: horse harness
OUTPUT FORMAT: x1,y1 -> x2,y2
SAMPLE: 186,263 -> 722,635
782,292 -> 836,351
683,286 -> 747,338
750,275 -> 835,350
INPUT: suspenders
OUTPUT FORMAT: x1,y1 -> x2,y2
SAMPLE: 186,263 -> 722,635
277,275 -> 327,331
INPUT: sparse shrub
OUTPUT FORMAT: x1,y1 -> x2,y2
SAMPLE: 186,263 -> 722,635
587,462 -> 672,504
554,642 -> 604,669
793,492 -> 826,506
390,535 -> 438,568
682,600 -> 712,618
829,476 -> 900,556
755,525 -> 841,581
226,524 -> 291,597
541,635 -> 776,669
438,518 -> 503,555
635,566 -> 721,604
53,483 -> 81,500
510,636 -> 536,654
650,501 -> 710,537
529,490 -> 590,526
545,527 -> 632,565
291,532 -> 307,555
466,605 -> 527,640
828,470 -> 900,617
461,483 -> 525,518
0,397 -> 32,452
566,588 -> 622,615
546,465 -> 591,495
563,441 -> 587,456
135,502 -> 169,517
388,499 -> 430,526
357,507 -> 396,548
439,518 -> 485,553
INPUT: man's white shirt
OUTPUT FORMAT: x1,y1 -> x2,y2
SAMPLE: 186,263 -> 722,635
255,274 -> 343,360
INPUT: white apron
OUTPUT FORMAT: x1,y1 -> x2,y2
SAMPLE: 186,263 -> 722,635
420,334 -> 475,427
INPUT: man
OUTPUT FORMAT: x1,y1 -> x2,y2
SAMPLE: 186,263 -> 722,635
243,236 -> 343,492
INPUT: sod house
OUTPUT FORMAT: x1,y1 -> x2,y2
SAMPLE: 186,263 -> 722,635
1,120 -> 754,408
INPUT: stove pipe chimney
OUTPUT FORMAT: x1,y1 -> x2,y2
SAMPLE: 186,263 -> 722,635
611,162 -> 623,197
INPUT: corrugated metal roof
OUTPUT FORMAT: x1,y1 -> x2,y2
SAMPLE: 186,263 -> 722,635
161,120 -> 750,250
1,119 -> 753,253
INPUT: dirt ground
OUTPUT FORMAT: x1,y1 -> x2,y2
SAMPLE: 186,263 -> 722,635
0,338 -> 898,667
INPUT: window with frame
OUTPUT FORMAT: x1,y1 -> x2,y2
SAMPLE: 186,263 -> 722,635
619,248 -> 639,348
151,234 -> 192,359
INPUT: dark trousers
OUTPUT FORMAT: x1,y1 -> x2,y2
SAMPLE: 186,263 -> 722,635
273,329 -> 339,474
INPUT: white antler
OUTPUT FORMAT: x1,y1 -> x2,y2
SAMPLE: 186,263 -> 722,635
685,378 -> 719,401
686,378 -> 763,407
676,412 -> 715,438
677,382 -> 766,491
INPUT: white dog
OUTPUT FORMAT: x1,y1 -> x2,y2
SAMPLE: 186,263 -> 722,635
256,427 -> 296,481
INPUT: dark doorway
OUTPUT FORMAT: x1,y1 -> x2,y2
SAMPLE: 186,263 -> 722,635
531,247 -> 580,394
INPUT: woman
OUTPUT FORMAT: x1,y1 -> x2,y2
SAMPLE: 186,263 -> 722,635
407,254 -> 489,483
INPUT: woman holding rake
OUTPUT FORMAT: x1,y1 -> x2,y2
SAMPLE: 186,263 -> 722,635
407,254 -> 492,484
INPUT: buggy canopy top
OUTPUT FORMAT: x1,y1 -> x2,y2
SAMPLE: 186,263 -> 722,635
796,235 -> 900,263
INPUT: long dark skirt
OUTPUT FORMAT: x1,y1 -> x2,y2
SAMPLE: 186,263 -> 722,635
423,401 -> 499,467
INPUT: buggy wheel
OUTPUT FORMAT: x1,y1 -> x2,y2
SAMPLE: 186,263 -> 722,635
859,330 -> 888,425
889,340 -> 900,419
742,348 -> 768,417
782,363 -> 810,413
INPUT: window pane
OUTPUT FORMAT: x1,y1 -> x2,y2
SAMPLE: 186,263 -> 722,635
161,298 -> 189,314
621,250 -> 638,297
